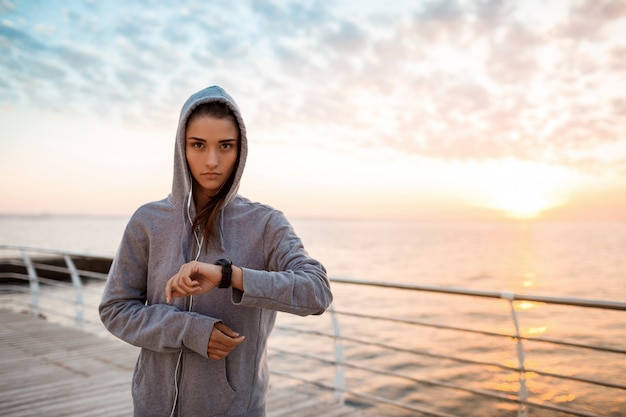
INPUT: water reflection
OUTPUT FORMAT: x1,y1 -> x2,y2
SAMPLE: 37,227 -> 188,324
513,221 -> 536,292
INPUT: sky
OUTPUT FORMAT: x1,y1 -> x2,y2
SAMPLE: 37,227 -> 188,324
1,0 -> 625,222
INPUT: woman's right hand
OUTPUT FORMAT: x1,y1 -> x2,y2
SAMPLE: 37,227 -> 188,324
208,322 -> 245,360
165,261 -> 221,302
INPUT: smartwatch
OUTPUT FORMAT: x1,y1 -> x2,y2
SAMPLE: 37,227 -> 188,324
214,259 -> 232,288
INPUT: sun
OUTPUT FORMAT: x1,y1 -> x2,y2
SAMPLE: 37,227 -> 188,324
466,159 -> 574,219
485,184 -> 562,219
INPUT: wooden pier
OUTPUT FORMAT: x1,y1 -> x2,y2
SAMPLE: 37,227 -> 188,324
0,309 -> 370,417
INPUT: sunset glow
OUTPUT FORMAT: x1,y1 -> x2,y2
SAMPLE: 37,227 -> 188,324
467,160 -> 577,220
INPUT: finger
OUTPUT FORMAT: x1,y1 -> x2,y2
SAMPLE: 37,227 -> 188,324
214,322 -> 239,338
210,329 -> 233,349
171,279 -> 184,298
211,333 -> 245,351
208,336 -> 245,360
182,275 -> 200,291
210,326 -> 244,348
218,336 -> 245,350
208,341 -> 230,359
173,277 -> 192,295
231,335 -> 245,347
165,279 -> 173,303
167,277 -> 190,302
208,350 -> 228,360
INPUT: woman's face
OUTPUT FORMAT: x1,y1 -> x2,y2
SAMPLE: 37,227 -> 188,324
185,115 -> 239,204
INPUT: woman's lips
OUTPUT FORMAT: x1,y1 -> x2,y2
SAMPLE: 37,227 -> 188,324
201,172 -> 220,178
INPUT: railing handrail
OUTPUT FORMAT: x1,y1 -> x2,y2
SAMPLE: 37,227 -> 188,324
0,244 -> 113,261
330,276 -> 626,311
3,245 -> 624,311
1,245 -> 624,417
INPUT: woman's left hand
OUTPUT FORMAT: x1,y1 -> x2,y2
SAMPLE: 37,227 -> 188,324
165,261 -> 221,303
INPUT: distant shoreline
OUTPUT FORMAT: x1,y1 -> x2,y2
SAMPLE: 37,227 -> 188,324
1,213 -> 625,225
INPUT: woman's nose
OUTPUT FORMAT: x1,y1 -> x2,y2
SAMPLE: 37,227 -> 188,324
205,149 -> 218,167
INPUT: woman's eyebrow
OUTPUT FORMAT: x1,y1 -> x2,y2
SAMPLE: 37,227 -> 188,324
186,137 -> 237,142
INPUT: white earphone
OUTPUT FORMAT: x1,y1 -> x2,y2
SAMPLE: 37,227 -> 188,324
170,188 -> 204,417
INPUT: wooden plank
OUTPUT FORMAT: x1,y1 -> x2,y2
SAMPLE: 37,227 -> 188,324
0,309 -> 370,417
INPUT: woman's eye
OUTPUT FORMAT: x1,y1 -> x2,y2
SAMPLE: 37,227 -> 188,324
192,142 -> 204,149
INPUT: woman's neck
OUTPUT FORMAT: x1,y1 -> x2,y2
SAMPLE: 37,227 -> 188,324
192,183 -> 213,209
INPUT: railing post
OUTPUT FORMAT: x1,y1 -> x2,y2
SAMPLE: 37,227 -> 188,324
329,303 -> 346,405
502,292 -> 528,417
21,251 -> 40,316
64,255 -> 84,329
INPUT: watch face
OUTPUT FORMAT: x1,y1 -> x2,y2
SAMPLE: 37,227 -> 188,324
215,258 -> 231,266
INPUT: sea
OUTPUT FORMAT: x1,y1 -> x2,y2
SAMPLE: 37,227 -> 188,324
1,215 -> 625,416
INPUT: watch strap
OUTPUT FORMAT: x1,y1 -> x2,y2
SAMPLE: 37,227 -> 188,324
215,259 -> 232,288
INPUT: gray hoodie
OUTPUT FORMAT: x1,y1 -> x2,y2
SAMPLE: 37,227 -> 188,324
99,86 -> 333,417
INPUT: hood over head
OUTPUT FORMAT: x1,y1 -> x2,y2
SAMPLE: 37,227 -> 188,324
171,86 -> 248,220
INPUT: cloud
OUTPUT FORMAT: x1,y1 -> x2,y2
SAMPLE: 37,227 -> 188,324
0,0 -> 15,13
57,41 -> 102,69
0,0 -> 624,175
302,0 -> 626,173
0,20 -> 47,52
556,0 -> 626,40
322,20 -> 367,52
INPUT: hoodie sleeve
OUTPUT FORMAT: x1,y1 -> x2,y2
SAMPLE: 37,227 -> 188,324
232,211 -> 333,315
99,210 -> 218,357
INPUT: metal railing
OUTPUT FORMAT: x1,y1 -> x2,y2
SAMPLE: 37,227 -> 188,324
271,278 -> 626,417
1,245 -> 624,417
0,245 -> 110,331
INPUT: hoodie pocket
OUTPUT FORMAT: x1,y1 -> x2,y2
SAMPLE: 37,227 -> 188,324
180,353 -> 237,415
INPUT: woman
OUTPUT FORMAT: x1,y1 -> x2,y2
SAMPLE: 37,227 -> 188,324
99,86 -> 333,417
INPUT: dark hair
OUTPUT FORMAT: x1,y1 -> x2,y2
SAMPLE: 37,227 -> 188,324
187,101 -> 241,249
